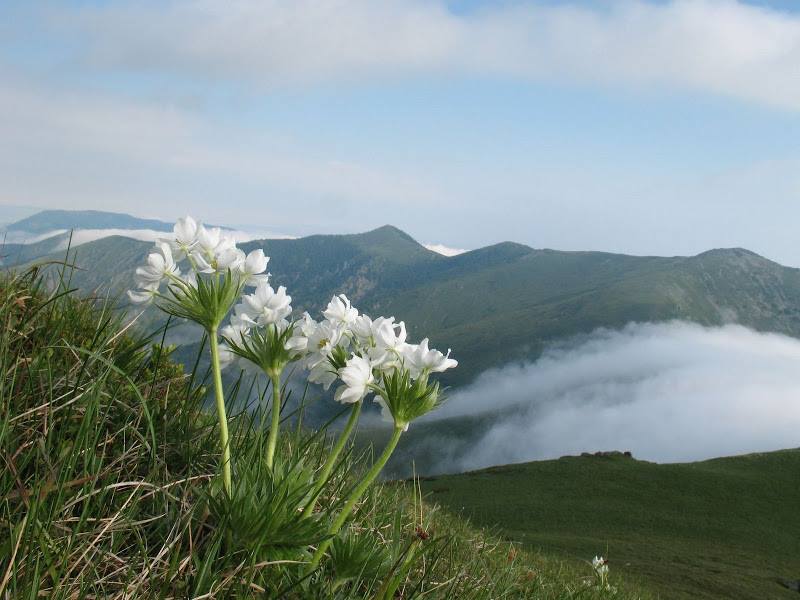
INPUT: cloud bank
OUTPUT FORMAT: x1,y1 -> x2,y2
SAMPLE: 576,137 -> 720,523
62,0 -> 800,111
4,227 -> 278,249
6,2 -> 800,267
425,321 -> 800,473
58,227 -> 269,248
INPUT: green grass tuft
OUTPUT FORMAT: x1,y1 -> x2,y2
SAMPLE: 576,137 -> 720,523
0,267 -> 648,598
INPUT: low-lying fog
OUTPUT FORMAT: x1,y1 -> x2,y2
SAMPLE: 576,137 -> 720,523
4,227 -> 292,248
412,321 -> 800,474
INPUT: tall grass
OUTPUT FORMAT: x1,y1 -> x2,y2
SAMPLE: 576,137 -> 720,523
0,266 -> 641,598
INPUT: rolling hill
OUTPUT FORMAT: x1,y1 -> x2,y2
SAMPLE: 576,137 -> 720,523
8,213 -> 800,389
420,448 -> 800,600
6,211 -> 799,599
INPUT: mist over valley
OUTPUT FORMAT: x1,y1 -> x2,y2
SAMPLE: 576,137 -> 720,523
5,210 -> 800,477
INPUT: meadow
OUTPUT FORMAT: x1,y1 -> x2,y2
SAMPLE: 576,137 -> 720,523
421,450 -> 800,599
0,261 -> 648,598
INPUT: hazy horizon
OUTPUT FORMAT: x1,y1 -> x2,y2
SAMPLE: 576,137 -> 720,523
3,1 -> 800,265
4,204 -> 798,266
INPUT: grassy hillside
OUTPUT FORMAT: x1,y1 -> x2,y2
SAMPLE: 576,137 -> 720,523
420,450 -> 800,599
371,246 -> 800,383
11,217 -> 800,390
0,268 -> 648,599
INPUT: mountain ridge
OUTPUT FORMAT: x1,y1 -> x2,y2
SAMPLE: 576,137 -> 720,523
6,210 -> 800,387
3,209 -> 783,265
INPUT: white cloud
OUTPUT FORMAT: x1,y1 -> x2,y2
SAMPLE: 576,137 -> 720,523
423,321 -> 800,473
0,77 -> 443,231
423,242 -> 467,257
59,0 -> 800,110
6,227 -> 292,248
60,227 -> 263,248
6,2 -> 800,264
62,228 -> 167,247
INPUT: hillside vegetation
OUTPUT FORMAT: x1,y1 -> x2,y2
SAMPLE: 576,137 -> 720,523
7,214 -> 800,391
0,268 -> 647,599
421,451 -> 800,600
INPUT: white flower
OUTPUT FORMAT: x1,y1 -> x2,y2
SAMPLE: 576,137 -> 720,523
216,247 -> 245,272
592,556 -> 609,577
323,294 -> 358,326
373,318 -> 407,351
240,249 -> 269,287
241,284 -> 292,325
306,319 -> 345,357
334,355 -> 374,404
308,358 -> 339,390
127,282 -> 157,305
134,242 -> 179,287
305,319 -> 347,389
296,312 -> 318,337
284,334 -> 307,354
190,250 -> 215,274
285,312 -> 315,354
350,314 -> 374,345
171,216 -> 199,258
369,318 -> 409,371
197,225 -> 222,254
406,338 -> 458,376
190,225 -> 238,273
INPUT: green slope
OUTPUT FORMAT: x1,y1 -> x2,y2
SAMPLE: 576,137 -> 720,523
1,265 -> 652,599
420,449 -> 800,599
370,246 -> 800,384
14,224 -> 800,390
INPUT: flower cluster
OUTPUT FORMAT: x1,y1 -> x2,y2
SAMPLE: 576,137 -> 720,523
216,287 -> 457,430
128,216 -> 268,308
217,283 -> 306,376
129,216 -> 458,572
128,216 -> 271,495
592,555 -> 612,591
270,294 -> 458,431
592,556 -> 608,577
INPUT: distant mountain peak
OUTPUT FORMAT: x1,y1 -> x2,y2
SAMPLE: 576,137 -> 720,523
692,247 -> 780,268
361,224 -> 418,242
695,247 -> 763,259
489,241 -> 534,252
348,225 -> 424,248
455,240 -> 533,260
6,209 -> 174,234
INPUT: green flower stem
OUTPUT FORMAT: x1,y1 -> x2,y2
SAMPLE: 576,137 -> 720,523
208,327 -> 232,497
306,424 -> 404,574
265,373 -> 282,469
301,400 -> 362,518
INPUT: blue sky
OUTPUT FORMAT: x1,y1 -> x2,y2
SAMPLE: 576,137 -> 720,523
2,0 -> 800,264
